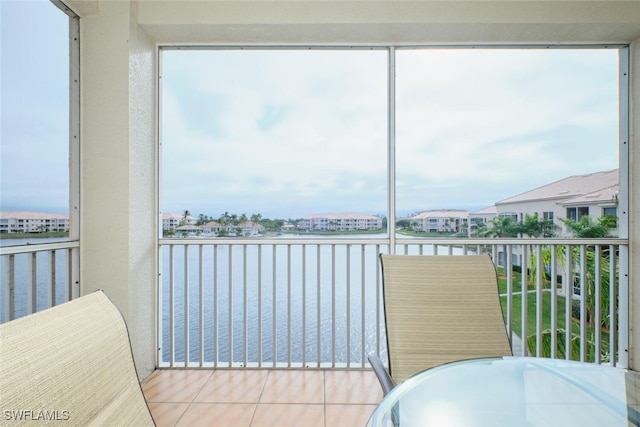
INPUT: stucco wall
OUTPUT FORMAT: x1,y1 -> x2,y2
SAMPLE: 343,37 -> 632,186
78,1 -> 156,378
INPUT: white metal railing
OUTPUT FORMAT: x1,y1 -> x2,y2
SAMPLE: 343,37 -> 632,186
0,238 -> 627,369
0,240 -> 80,322
158,237 -> 629,369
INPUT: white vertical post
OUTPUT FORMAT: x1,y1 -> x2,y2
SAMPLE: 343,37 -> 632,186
535,245 -> 543,357
388,47 -> 396,254
520,245 -> 528,357
27,252 -> 37,314
184,245 -> 189,366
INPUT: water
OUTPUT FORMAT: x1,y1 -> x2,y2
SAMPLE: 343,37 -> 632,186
159,241 -> 387,366
2,235 -> 455,366
0,237 -> 73,320
1,237 -> 69,247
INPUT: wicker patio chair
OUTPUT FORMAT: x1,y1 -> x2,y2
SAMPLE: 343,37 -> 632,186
369,254 -> 513,396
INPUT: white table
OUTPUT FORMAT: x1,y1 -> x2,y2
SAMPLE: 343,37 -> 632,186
367,357 -> 640,427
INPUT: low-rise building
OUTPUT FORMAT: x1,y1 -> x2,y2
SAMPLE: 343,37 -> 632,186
0,212 -> 69,234
281,222 -> 296,231
298,213 -> 383,231
162,213 -> 197,231
494,169 -> 619,237
201,220 -> 228,234
237,221 -> 264,236
174,224 -> 203,235
409,209 -> 469,234
200,220 -> 263,236
471,169 -> 619,295
468,205 -> 497,236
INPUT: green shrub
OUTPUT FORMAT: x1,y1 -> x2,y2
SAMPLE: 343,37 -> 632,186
527,329 -> 597,362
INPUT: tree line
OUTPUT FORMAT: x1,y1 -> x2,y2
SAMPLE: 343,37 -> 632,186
476,213 -> 617,238
176,210 -> 617,238
179,210 -> 297,233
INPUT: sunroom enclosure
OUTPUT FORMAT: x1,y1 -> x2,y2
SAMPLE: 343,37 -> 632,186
155,239 -> 628,368
154,45 -> 629,368
1,1 -> 639,381
2,238 -> 630,368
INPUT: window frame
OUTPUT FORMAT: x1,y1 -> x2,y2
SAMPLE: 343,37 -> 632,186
157,45 -> 630,244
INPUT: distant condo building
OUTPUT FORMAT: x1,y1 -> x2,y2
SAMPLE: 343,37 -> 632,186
0,212 -> 69,234
162,213 -> 197,231
408,209 -> 469,233
298,213 -> 383,231
491,168 -> 619,237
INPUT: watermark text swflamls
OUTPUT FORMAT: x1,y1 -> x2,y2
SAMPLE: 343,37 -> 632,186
3,410 -> 70,422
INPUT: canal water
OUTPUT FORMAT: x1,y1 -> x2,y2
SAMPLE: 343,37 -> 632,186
2,236 -> 454,365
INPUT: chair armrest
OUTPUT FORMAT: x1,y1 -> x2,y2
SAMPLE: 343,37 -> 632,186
368,354 -> 396,396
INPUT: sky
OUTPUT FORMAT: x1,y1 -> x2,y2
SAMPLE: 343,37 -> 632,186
0,0 -> 621,220
161,48 -> 619,219
1,0 -> 70,214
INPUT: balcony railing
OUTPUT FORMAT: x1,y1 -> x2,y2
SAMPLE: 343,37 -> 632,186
0,240 -> 80,322
0,237 -> 628,369
157,237 -> 629,369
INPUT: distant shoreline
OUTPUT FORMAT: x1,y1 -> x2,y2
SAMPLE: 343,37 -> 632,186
0,232 -> 69,239
278,229 -> 386,236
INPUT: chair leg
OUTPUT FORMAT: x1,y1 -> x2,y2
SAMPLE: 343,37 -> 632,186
368,354 -> 395,396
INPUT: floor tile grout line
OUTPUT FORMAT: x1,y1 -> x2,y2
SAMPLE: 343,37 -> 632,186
323,370 -> 327,427
248,369 -> 272,426
174,369 -> 216,427
144,369 -> 380,426
178,369 -> 215,405
255,369 -> 271,404
170,402 -> 189,427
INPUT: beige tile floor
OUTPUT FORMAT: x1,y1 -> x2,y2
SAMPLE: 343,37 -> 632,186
142,369 -> 383,427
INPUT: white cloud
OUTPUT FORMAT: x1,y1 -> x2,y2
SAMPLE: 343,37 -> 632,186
393,48 -> 618,213
160,48 -> 619,218
161,49 -> 390,217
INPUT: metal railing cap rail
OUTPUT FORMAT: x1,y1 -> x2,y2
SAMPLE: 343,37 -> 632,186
158,237 -> 627,246
0,240 -> 80,256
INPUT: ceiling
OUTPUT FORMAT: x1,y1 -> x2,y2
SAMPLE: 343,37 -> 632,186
65,1 -> 640,45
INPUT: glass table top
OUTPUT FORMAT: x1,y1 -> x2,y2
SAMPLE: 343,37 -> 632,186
367,357 -> 640,427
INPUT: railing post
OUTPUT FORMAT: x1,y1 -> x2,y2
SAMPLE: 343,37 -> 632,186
535,245 -> 543,357
550,245 -> 558,359
48,250 -> 56,307
4,255 -> 15,322
27,252 -> 36,315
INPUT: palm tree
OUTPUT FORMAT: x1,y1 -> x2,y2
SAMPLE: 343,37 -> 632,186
527,244 -> 566,287
521,213 -> 556,238
218,212 -> 231,225
180,209 -> 191,226
560,215 -> 617,238
525,216 -> 618,361
484,216 -> 519,237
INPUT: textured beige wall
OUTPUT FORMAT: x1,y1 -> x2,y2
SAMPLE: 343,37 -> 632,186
79,1 -> 131,307
127,4 -> 158,379
78,1 -> 156,379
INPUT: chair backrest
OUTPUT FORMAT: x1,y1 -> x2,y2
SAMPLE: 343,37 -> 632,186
380,254 -> 512,384
0,290 -> 155,426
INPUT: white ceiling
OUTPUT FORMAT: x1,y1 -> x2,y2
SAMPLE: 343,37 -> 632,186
66,1 -> 640,45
